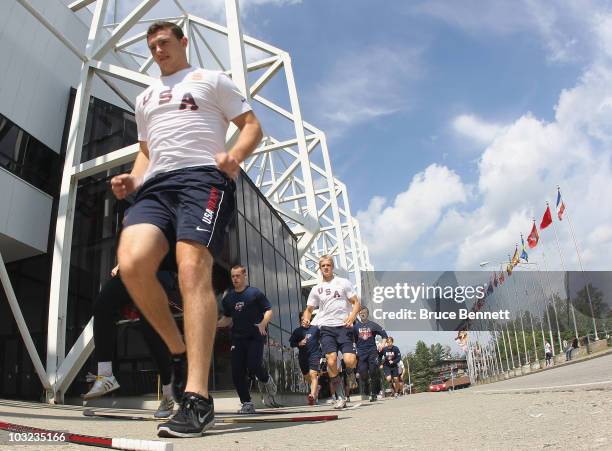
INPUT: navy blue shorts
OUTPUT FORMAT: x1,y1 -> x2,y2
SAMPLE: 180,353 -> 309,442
123,166 -> 235,259
383,366 -> 399,378
320,326 -> 356,355
298,353 -> 322,375
357,349 -> 379,376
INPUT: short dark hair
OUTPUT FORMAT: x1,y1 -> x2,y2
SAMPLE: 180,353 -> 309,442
231,264 -> 246,274
147,21 -> 184,41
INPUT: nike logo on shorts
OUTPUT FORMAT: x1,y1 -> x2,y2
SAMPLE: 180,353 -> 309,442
196,226 -> 210,232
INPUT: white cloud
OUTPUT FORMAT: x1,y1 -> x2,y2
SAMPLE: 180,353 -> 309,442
441,58 -> 612,271
312,45 -> 423,137
452,114 -> 505,145
356,164 -> 467,269
360,8 -> 612,272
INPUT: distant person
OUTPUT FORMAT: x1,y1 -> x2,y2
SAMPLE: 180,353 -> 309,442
380,337 -> 402,397
353,307 -> 387,402
571,337 -> 579,360
544,342 -> 553,366
217,265 -> 277,413
563,339 -> 572,361
289,312 -> 321,405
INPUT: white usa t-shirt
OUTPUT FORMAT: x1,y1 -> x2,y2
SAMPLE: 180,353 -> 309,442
307,276 -> 357,327
135,67 -> 252,182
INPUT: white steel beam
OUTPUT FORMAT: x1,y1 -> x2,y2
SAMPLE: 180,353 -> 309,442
46,0 -> 108,398
17,0 -> 87,62
92,0 -> 160,61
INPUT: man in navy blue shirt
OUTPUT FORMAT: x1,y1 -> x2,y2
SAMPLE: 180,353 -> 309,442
379,337 -> 402,397
218,265 -> 277,413
290,312 -> 321,405
353,307 -> 387,402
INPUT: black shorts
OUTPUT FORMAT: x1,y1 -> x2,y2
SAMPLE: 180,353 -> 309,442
383,366 -> 399,378
320,326 -> 356,355
123,166 -> 235,259
298,353 -> 322,375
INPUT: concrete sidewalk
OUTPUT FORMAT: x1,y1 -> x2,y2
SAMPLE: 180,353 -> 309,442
1,353 -> 610,450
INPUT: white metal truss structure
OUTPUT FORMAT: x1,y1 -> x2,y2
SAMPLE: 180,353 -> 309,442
7,0 -> 372,402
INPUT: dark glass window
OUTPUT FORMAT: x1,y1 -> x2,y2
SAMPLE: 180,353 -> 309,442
0,114 -> 62,196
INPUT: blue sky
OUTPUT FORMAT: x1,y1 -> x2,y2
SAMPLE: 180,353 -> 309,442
101,0 -> 612,351
225,0 -> 612,276
232,0 -> 612,351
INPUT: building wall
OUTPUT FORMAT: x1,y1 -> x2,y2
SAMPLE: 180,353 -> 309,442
0,0 -> 141,155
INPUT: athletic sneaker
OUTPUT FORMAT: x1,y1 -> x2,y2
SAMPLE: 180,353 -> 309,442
83,375 -> 119,400
171,353 -> 187,402
259,376 -> 278,407
333,397 -> 347,409
154,396 -> 175,418
369,394 -> 377,402
238,401 -> 256,414
157,392 -> 214,438
307,394 -> 315,406
377,394 -> 383,400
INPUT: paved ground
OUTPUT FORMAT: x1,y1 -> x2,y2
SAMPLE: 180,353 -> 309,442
1,353 -> 610,450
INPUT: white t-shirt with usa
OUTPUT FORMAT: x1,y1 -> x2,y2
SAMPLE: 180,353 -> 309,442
307,276 -> 357,327
135,67 -> 251,182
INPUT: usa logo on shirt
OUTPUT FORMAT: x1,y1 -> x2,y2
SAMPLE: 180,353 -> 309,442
235,301 -> 244,312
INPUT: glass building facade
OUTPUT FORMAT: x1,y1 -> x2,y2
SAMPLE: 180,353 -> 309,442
0,92 -> 304,400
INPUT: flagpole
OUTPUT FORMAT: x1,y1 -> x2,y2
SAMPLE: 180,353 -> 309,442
489,275 -> 511,372
498,269 -> 516,369
496,277 -> 513,371
519,269 -> 539,362
510,254 -> 530,365
502,264 -> 522,368
530,217 -> 560,354
559,187 -> 599,341
520,234 -> 539,362
497,281 -> 511,372
485,298 -> 505,374
522,263 -> 548,360
538,249 -> 564,350
494,272 -> 516,371
546,201 -> 579,340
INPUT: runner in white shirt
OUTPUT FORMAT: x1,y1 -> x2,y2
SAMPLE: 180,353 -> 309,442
302,255 -> 361,409
111,21 -> 262,438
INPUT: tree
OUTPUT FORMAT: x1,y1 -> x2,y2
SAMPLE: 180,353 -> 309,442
411,341 -> 434,392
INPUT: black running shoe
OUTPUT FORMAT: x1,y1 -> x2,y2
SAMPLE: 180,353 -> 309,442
157,392 -> 214,438
171,353 -> 187,402
369,394 -> 377,402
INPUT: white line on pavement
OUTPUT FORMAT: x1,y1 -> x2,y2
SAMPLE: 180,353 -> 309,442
473,380 -> 612,394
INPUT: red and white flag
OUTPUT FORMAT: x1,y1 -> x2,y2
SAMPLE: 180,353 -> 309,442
556,189 -> 566,221
527,222 -> 539,248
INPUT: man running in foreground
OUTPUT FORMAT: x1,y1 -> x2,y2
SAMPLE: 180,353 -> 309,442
111,21 -> 262,438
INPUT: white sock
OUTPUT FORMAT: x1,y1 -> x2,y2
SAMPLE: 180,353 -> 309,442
98,361 -> 112,377
162,383 -> 173,398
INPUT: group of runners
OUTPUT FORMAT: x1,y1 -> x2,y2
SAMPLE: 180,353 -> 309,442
290,256 -> 405,408
82,20 -> 404,439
